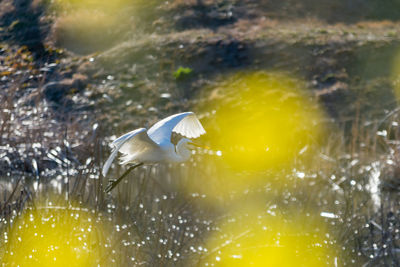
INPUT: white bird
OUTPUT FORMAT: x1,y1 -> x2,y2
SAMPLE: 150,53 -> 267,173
102,112 -> 206,192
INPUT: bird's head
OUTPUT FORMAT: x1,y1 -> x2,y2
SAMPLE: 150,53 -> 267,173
175,138 -> 209,162
178,138 -> 209,150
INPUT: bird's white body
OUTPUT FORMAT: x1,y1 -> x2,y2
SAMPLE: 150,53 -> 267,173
102,112 -> 206,177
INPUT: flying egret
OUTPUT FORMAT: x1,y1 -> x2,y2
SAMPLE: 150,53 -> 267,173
102,112 -> 206,193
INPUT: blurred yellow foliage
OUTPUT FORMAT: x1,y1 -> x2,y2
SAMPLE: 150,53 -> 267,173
2,200 -> 105,267
53,9 -> 122,53
202,206 -> 335,266
203,71 -> 324,171
392,50 -> 400,100
53,0 -> 145,11
51,0 -> 161,53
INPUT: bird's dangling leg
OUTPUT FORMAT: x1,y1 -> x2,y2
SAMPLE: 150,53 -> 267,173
104,163 -> 144,193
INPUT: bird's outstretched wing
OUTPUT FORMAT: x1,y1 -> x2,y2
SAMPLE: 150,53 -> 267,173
147,112 -> 206,145
102,128 -> 159,176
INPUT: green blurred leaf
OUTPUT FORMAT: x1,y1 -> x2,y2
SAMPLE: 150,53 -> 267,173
173,67 -> 193,80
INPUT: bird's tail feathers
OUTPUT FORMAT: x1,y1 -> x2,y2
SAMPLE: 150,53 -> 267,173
102,147 -> 119,177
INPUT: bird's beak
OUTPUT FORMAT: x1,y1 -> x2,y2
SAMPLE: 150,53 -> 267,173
188,142 -> 210,150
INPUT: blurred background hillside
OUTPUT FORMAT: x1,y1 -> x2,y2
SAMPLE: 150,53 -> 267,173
1,0 -> 400,266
